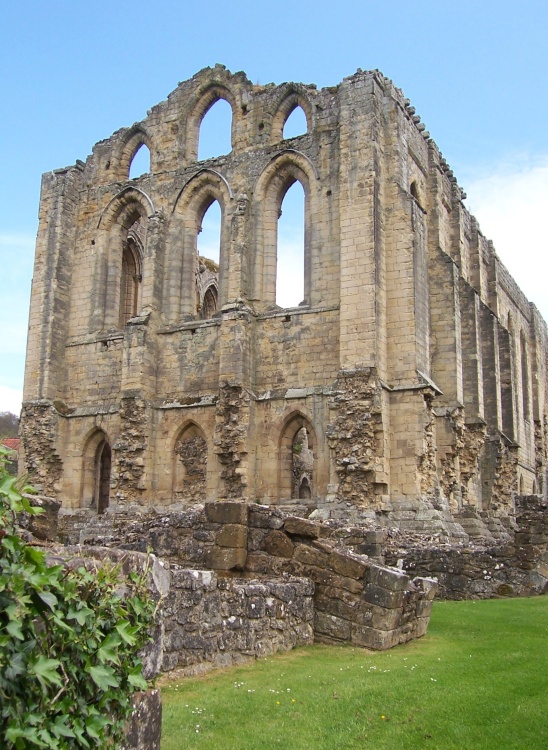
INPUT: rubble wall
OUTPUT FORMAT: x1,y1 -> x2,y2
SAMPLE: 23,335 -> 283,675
384,496 -> 548,599
162,571 -> 314,675
59,501 -> 438,652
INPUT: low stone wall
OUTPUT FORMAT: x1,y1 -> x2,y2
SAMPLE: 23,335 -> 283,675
242,511 -> 436,650
58,502 -> 438,652
384,497 -> 548,599
162,570 -> 314,675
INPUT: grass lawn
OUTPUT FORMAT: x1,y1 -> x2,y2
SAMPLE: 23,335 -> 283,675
161,596 -> 548,749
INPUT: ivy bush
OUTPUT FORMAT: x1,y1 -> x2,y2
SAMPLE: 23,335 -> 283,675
0,446 -> 156,749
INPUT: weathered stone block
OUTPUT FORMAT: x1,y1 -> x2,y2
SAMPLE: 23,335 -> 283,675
205,502 -> 248,526
204,546 -> 247,570
247,527 -> 268,551
314,611 -> 352,641
293,543 -> 329,568
19,494 -> 61,541
315,593 -> 357,621
356,602 -> 402,630
170,568 -> 217,592
411,577 -> 438,600
351,625 -> 399,650
215,523 -> 247,548
410,616 -> 430,639
310,568 -> 364,594
284,517 -> 321,538
366,563 -> 411,591
328,549 -> 368,579
363,584 -> 405,609
248,507 -> 285,529
246,596 -> 266,618
415,600 -> 433,618
122,689 -> 162,750
262,530 -> 295,558
245,551 -> 290,575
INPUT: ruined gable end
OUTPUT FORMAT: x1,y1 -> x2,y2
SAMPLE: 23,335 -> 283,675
20,66 -> 548,535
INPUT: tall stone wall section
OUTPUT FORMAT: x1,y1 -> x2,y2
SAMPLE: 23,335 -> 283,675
20,65 -> 548,537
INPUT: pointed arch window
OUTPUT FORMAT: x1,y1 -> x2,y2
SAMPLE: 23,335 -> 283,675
119,220 -> 143,326
201,285 -> 218,319
198,98 -> 233,160
195,198 -> 221,317
95,440 -> 111,514
279,415 -> 315,502
520,330 -> 531,422
82,430 -> 111,514
197,199 -> 221,265
128,143 -> 151,179
276,180 -> 305,308
173,424 -> 208,503
283,105 -> 308,139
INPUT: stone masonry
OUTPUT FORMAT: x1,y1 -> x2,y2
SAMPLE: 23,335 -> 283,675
57,501 -> 438,660
20,65 -> 548,535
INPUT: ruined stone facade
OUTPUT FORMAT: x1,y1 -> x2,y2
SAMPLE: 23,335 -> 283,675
21,66 -> 548,533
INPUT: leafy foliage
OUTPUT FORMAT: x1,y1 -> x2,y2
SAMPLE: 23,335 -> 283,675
0,445 -> 156,749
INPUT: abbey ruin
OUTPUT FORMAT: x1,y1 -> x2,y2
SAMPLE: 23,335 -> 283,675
21,65 -> 548,539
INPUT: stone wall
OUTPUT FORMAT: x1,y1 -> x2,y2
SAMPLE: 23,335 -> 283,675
59,501 -> 438,653
21,65 -> 548,536
384,496 -> 548,599
161,570 -> 314,675
41,546 -> 168,750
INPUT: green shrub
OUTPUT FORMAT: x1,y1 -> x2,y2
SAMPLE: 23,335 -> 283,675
0,445 -> 156,749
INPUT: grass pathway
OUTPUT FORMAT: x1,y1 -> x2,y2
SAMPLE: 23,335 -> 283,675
161,596 -> 548,749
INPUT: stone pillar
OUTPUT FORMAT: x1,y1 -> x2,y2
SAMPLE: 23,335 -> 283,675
23,165 -> 82,402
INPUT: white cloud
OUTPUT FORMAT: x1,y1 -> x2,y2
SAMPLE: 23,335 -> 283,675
0,386 -> 22,416
463,155 -> 548,322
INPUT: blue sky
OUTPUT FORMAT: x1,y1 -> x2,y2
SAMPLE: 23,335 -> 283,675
2,0 -> 548,414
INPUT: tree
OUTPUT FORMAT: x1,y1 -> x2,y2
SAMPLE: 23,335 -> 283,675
0,412 -> 19,438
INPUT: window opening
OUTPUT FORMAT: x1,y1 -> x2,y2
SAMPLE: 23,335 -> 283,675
197,200 -> 221,265
95,440 -> 111,515
119,218 -> 143,327
520,332 -> 530,421
283,105 -> 307,139
292,427 -> 314,500
198,99 -> 232,160
196,201 -> 221,320
128,143 -> 150,179
196,200 -> 220,317
276,181 -> 305,308
201,286 -> 218,319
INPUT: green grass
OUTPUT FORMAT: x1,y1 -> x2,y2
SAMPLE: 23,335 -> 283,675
161,597 -> 548,750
